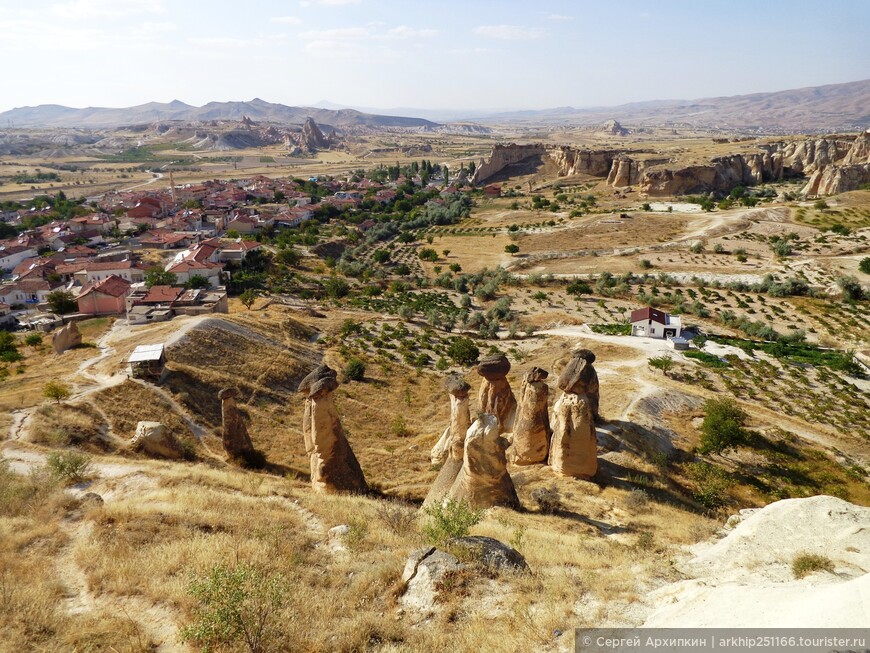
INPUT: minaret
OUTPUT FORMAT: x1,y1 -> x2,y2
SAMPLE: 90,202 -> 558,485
169,169 -> 177,205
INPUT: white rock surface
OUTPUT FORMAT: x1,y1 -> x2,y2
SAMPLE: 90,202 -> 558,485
643,496 -> 870,627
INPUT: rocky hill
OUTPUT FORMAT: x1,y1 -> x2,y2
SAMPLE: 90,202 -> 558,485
473,132 -> 870,197
481,79 -> 870,133
0,98 -> 439,129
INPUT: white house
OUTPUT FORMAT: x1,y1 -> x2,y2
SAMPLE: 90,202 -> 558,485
0,245 -> 38,272
630,307 -> 682,339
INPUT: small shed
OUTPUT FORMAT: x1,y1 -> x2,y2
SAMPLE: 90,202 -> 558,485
127,343 -> 166,381
668,336 -> 690,351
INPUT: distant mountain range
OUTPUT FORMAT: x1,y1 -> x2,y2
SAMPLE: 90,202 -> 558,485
2,79 -> 868,133
0,98 -> 438,129
476,79 -> 870,132
319,79 -> 870,133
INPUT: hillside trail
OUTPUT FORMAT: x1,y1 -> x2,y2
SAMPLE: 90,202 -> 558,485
1,441 -> 333,651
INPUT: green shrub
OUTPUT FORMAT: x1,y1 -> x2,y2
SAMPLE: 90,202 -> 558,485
792,553 -> 834,579
182,563 -> 287,653
699,398 -> 747,454
447,336 -> 479,366
686,461 -> 732,509
422,498 -> 485,546
859,257 -> 870,275
45,450 -> 92,483
24,333 -> 43,346
43,380 -> 71,403
343,357 -> 365,381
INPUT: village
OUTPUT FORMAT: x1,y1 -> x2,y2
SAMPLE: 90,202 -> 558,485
0,161 -> 493,331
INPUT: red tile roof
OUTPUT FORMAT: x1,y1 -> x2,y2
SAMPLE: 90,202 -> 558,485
140,285 -> 183,304
630,307 -> 668,325
79,275 -> 132,298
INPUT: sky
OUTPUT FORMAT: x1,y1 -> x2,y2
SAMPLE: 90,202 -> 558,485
1,0 -> 868,114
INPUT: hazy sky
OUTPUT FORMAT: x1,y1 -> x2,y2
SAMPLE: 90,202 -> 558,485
1,0 -> 868,113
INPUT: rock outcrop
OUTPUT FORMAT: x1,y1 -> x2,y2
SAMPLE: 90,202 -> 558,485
298,364 -> 367,494
218,387 -> 257,464
425,376 -> 472,507
471,143 -> 548,185
476,354 -> 517,433
301,116 -> 328,151
602,119 -> 629,136
447,413 -> 520,510
474,133 -> 870,198
548,350 -> 598,479
643,496 -> 870,627
52,321 -> 82,354
130,421 -> 184,459
400,538 -> 527,613
430,375 -> 472,466
508,367 -> 551,465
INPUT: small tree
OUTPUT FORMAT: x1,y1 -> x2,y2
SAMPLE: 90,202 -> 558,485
46,290 -> 78,314
422,498 -> 484,547
144,267 -> 177,288
182,563 -> 286,653
324,276 -> 349,299
239,288 -> 259,310
344,357 -> 365,381
647,355 -> 674,377
699,398 -> 747,454
44,380 -> 71,404
185,274 -> 210,289
504,244 -> 519,254
447,336 -> 480,366
837,275 -> 865,301
859,257 -> 870,275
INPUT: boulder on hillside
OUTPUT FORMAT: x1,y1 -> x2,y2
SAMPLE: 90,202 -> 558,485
52,321 -> 82,354
130,421 -> 184,459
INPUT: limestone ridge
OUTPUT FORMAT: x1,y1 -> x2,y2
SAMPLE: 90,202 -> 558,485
472,132 -> 870,196
297,364 -> 368,494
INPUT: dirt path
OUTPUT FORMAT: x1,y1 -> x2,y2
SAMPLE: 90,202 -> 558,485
0,441 -> 334,649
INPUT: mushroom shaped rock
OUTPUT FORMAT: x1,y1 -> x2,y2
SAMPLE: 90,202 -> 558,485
425,375 -> 473,507
430,375 -> 472,465
548,392 -> 597,479
557,349 -> 597,394
218,387 -> 257,464
447,413 -> 519,510
297,364 -> 367,494
476,354 -> 517,433
52,321 -> 82,355
509,367 -> 552,465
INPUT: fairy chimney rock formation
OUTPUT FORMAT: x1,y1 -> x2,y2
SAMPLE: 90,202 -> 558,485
477,354 -> 517,433
447,413 -> 520,510
425,375 -> 472,507
509,367 -> 552,465
218,387 -> 257,464
549,350 -> 598,479
52,321 -> 82,354
430,375 -> 472,466
297,364 -> 367,494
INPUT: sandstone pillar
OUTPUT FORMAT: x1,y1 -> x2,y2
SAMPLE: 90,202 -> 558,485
298,364 -> 367,494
